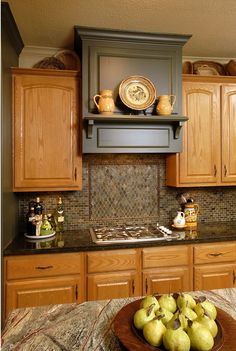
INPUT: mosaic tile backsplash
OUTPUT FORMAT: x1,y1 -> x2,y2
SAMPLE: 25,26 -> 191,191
17,154 -> 236,231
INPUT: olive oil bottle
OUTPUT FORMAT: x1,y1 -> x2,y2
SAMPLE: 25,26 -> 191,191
54,197 -> 64,232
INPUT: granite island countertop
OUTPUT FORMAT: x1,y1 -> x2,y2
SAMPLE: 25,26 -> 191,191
2,288 -> 236,351
4,221 -> 236,256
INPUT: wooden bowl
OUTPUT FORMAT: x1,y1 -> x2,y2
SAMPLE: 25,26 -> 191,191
113,297 -> 236,351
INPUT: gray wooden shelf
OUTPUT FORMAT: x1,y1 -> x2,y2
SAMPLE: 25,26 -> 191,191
83,114 -> 188,140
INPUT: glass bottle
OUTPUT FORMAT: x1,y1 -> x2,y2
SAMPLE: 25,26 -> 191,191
26,206 -> 36,236
34,197 -> 43,219
54,197 -> 64,232
40,214 -> 52,236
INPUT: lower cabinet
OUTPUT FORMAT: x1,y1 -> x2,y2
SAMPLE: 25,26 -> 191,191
142,245 -> 193,294
86,249 -> 141,300
193,242 -> 236,290
4,241 -> 236,317
194,263 -> 236,290
4,253 -> 85,317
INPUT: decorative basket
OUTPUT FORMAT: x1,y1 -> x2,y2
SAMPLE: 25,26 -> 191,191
225,60 -> 236,76
53,50 -> 80,70
33,57 -> 65,70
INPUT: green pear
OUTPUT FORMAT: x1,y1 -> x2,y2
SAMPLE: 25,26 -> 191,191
194,296 -> 217,320
155,307 -> 173,326
140,295 -> 159,312
133,304 -> 155,330
143,316 -> 166,347
187,320 -> 214,351
177,292 -> 196,309
167,311 -> 188,330
158,294 -> 177,313
181,306 -> 197,321
196,312 -> 218,338
163,318 -> 191,351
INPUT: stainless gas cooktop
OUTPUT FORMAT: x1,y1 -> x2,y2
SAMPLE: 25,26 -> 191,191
90,224 -> 184,245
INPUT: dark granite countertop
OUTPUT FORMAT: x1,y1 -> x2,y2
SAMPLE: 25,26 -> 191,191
4,222 -> 236,256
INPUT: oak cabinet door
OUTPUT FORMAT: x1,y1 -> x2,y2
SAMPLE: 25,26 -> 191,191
5,275 -> 81,317
221,85 -> 236,183
179,81 -> 221,185
87,271 -> 140,300
13,68 -> 82,191
143,267 -> 191,295
194,264 -> 236,291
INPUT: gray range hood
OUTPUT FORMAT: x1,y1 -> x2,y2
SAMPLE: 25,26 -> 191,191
74,26 -> 190,153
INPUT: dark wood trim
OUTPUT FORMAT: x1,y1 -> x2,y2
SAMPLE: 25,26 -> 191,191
1,2 -> 24,56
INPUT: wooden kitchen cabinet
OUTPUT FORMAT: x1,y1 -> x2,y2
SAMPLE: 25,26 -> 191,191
142,245 -> 193,294
12,68 -> 82,191
86,249 -> 141,300
193,242 -> 236,290
166,75 -> 236,187
4,253 -> 85,317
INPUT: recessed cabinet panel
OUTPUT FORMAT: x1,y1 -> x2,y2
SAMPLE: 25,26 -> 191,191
13,68 -> 82,191
221,85 -> 236,182
98,127 -> 170,148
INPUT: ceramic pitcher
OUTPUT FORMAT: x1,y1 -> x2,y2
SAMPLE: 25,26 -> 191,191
184,202 -> 199,227
173,211 -> 186,228
156,95 -> 176,116
93,90 -> 115,115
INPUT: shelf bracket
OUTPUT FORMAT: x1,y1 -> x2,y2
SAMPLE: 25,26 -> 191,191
87,120 -> 94,139
173,121 -> 185,139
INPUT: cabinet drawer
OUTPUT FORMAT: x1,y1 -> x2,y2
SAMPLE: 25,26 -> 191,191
142,245 -> 190,269
194,242 -> 236,264
86,249 -> 138,273
5,253 -> 83,280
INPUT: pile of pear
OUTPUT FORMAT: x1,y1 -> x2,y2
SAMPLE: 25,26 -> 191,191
133,292 -> 218,351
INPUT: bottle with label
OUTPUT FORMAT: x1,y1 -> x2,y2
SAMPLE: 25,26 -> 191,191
34,197 -> 43,219
26,206 -> 36,236
40,214 -> 52,236
34,197 -> 43,236
47,213 -> 55,232
54,197 -> 64,232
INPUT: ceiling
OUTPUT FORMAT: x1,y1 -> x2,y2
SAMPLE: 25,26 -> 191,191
5,0 -> 236,58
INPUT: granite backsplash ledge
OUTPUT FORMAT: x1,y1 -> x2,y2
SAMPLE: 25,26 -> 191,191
17,154 -> 236,232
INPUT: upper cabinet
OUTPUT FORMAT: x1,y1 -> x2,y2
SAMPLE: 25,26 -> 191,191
12,68 -> 82,192
166,75 -> 236,187
74,27 -> 190,153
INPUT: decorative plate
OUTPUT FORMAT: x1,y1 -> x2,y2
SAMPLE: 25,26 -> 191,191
112,297 -> 236,351
24,231 -> 56,240
119,76 -> 156,110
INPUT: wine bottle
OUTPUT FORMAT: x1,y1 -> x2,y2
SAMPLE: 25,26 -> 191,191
54,197 -> 64,232
26,206 -> 36,236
